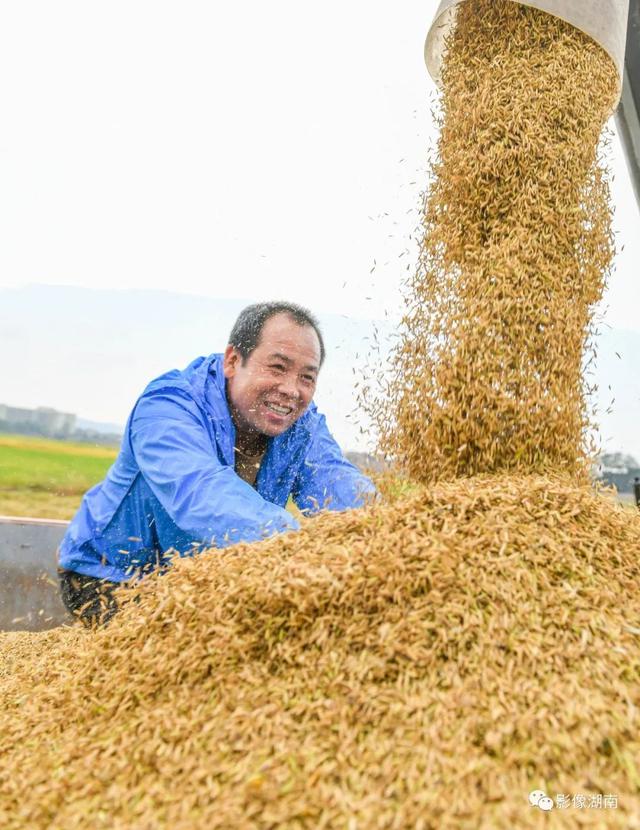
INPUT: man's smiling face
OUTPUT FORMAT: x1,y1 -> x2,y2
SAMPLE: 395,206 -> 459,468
223,312 -> 321,440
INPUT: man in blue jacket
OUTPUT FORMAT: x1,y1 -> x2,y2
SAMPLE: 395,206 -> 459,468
58,301 -> 375,625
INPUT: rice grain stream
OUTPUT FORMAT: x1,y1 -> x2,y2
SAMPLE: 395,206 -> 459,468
368,0 -> 618,483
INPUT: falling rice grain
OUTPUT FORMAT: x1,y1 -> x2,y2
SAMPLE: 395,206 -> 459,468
366,0 -> 618,483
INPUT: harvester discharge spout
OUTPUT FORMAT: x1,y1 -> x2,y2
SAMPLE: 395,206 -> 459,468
424,0 -> 640,209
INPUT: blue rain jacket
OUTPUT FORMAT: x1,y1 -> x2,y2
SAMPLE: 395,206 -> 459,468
58,353 -> 375,582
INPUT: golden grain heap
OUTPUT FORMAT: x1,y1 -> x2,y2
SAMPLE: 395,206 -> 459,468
2,1 -> 640,829
369,0 -> 618,483
2,475 -> 640,829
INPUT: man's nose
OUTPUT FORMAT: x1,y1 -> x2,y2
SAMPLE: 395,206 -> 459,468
277,372 -> 301,399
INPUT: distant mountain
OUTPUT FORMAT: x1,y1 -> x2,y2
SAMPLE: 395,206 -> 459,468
76,417 -> 124,436
0,284 -> 386,452
1,284 -> 639,456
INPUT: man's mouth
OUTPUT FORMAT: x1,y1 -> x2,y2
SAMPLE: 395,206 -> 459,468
264,401 -> 294,417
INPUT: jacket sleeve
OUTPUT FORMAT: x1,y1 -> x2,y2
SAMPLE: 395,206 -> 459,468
130,389 -> 299,548
291,412 -> 376,515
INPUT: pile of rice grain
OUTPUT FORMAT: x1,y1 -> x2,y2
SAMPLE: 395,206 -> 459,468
1,475 -> 640,829
2,2 -> 639,828
368,0 -> 618,483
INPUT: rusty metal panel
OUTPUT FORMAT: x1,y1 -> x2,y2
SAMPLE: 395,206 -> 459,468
0,516 -> 72,631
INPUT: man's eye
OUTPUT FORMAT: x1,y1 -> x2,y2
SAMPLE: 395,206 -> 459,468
271,364 -> 286,372
301,375 -> 316,384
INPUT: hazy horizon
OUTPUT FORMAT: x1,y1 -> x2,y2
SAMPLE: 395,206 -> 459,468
2,283 -> 639,458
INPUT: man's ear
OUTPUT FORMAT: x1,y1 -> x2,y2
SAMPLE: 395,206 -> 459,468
223,345 -> 240,379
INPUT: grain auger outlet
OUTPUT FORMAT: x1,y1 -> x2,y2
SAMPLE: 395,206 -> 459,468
424,0 -> 640,208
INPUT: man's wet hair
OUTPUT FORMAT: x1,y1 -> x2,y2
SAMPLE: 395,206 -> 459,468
228,302 -> 325,367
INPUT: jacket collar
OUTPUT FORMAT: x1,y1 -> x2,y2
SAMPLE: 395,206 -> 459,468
185,352 -> 224,409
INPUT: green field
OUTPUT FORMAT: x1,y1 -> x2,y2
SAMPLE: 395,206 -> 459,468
1,432 -> 636,521
0,434 -> 117,519
0,433 -> 302,522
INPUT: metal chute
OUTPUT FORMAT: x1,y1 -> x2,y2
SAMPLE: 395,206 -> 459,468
424,0 -> 639,208
616,1 -> 640,208
425,0 -> 630,106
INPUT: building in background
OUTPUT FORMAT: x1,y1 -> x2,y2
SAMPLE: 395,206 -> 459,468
596,452 -> 640,494
0,403 -> 121,445
0,404 -> 76,440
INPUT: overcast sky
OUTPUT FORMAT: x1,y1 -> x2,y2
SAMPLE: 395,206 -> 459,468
1,1 -> 639,459
1,0 -> 638,325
